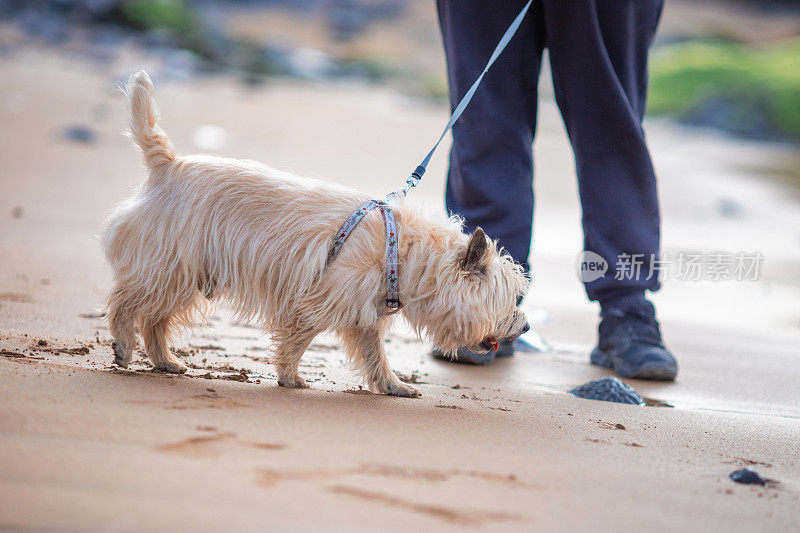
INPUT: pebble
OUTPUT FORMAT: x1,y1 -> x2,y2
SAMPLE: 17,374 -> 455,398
729,468 -> 766,486
62,125 -> 97,144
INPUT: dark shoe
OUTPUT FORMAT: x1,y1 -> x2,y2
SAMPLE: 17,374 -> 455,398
432,339 -> 516,365
590,307 -> 678,381
432,346 -> 497,365
495,339 -> 515,357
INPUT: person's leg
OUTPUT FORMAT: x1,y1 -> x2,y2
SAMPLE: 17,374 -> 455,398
438,0 -> 544,273
543,0 -> 663,310
544,0 -> 676,379
433,0 -> 543,365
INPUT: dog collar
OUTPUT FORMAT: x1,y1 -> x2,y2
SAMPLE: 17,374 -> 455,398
327,199 -> 402,316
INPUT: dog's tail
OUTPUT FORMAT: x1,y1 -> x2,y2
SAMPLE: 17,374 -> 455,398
125,70 -> 175,171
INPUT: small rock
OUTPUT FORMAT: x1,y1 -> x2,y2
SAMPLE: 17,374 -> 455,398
11,206 -> 23,219
729,468 -> 766,486
62,125 -> 97,144
570,376 -> 644,405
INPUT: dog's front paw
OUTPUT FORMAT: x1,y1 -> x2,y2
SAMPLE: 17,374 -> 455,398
381,380 -> 421,398
156,360 -> 188,374
278,375 -> 310,389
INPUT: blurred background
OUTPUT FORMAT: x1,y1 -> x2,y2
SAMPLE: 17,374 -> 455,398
1,0 -> 799,144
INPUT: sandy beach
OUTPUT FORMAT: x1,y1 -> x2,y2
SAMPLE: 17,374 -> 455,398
1,47 -> 799,531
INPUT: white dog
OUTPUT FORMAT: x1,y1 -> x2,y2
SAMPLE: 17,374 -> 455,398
102,71 -> 529,397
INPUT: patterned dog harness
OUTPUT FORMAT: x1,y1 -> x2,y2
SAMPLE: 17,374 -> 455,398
327,199 -> 402,316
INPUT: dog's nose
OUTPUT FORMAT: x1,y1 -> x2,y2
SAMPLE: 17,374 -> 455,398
521,322 -> 530,334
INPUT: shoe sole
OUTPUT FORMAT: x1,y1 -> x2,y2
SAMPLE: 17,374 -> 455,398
590,347 -> 677,381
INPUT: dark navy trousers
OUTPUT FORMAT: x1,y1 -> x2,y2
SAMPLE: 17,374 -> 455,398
438,0 -> 664,310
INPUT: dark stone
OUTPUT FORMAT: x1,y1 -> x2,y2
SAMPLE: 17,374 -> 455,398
729,468 -> 766,486
62,125 -> 97,144
570,376 -> 645,405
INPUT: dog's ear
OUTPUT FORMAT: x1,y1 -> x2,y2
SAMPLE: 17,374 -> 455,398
461,227 -> 489,273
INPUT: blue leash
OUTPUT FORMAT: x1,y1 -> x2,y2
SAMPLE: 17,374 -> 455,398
387,0 -> 534,201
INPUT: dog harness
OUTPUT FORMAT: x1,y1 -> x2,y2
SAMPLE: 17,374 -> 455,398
327,199 -> 402,316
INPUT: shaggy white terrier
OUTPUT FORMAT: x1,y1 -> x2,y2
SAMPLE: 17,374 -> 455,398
102,71 -> 529,397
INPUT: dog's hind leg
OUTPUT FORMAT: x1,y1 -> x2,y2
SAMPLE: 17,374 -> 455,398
272,326 -> 318,389
340,325 -> 420,398
140,317 -> 187,373
107,290 -> 137,368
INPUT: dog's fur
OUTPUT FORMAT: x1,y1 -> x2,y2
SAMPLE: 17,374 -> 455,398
102,71 -> 529,397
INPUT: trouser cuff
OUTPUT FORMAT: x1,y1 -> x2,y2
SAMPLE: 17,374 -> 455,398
598,291 -> 654,318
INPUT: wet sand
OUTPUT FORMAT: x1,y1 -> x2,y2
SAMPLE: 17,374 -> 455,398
1,49 -> 799,531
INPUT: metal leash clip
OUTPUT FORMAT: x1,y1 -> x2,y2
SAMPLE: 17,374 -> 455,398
386,166 -> 425,202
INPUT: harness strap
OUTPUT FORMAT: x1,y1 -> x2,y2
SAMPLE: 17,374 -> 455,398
328,199 -> 402,316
